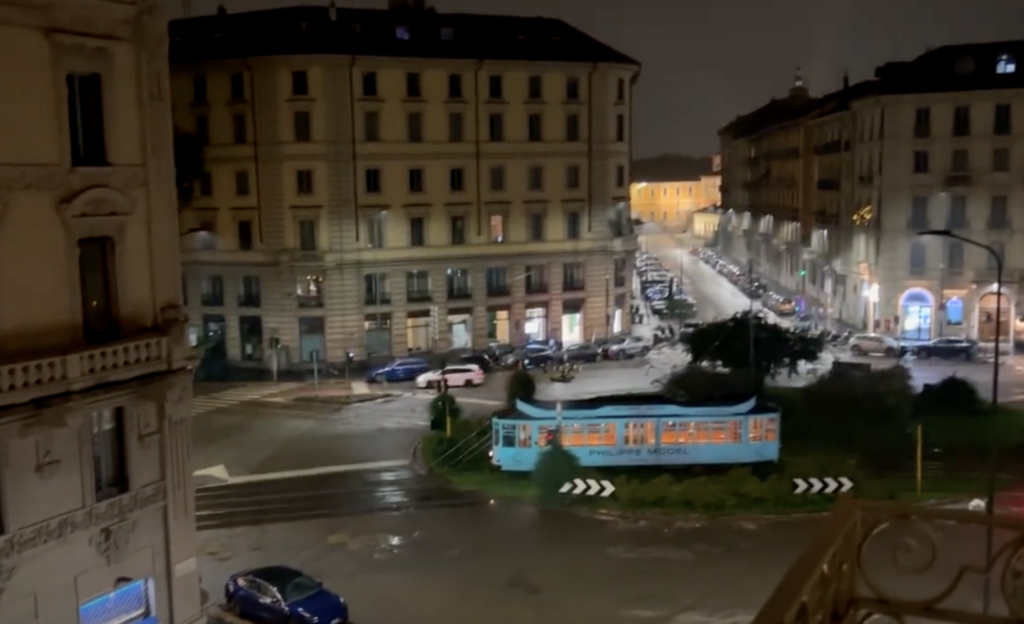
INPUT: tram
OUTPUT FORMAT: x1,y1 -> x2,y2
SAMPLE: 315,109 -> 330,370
490,393 -> 780,472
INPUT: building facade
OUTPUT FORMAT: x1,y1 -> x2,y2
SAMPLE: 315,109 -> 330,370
628,174 -> 721,231
719,46 -> 1024,345
0,1 -> 200,623
170,3 -> 640,368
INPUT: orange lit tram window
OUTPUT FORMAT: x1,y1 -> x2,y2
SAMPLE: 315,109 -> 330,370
764,417 -> 778,441
749,418 -> 763,442
517,424 -> 532,448
624,421 -> 655,445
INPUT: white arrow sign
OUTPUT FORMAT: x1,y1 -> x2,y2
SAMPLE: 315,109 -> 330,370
808,477 -> 823,494
823,477 -> 839,494
560,478 -> 616,497
838,477 -> 853,493
794,476 -> 855,495
792,478 -> 808,494
586,479 -> 601,496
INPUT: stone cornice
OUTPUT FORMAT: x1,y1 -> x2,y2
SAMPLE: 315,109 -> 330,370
0,166 -> 147,195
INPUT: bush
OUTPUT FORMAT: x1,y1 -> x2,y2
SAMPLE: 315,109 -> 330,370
506,369 -> 536,408
533,441 -> 583,507
428,393 -> 462,431
422,418 -> 491,471
661,366 -> 759,403
916,375 -> 983,416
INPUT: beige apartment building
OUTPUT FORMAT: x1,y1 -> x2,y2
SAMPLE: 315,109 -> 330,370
719,45 -> 1024,344
170,2 -> 640,368
629,174 -> 721,231
0,0 -> 201,623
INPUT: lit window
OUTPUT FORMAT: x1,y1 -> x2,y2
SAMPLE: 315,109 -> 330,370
996,53 -> 1016,74
396,25 -> 410,40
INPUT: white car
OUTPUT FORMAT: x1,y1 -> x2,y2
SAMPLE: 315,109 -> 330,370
415,364 -> 485,389
849,333 -> 901,357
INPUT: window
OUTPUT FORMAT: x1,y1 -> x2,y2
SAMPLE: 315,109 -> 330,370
566,77 -> 580,100
488,113 -> 504,141
235,170 -> 250,196
408,168 -> 424,193
563,262 -> 585,291
566,164 -> 580,190
947,241 -> 964,275
239,315 -> 263,360
298,219 -> 317,251
237,220 -> 253,250
449,167 -> 464,192
366,212 -> 385,248
409,216 -> 425,246
197,220 -> 215,249
364,111 -> 380,142
66,73 -> 107,167
614,257 -> 627,287
488,74 -> 503,99
195,115 -> 209,146
528,113 -> 543,141
298,316 -> 326,361
913,107 -> 930,138
450,215 -> 466,245
447,268 -> 471,299
362,71 -> 378,97
994,104 -> 1012,135
566,114 -> 580,141
623,421 -> 654,446
909,241 -> 926,277
293,111 -> 311,142
296,169 -> 314,195
363,273 -> 390,305
406,72 -> 421,98
291,70 -> 309,97
407,112 -> 423,143
489,165 -> 505,191
486,267 -> 509,296
448,73 -> 462,99
566,211 -> 581,239
912,150 -> 929,173
489,214 -> 505,242
198,172 -> 212,197
989,195 -> 1009,229
296,275 -> 324,308
192,74 -> 207,103
200,275 -> 224,307
232,114 -> 247,144
528,75 -> 542,100
92,409 -> 128,502
616,78 -> 625,101
407,270 -> 431,301
988,241 -> 1006,270
528,165 -> 544,191
952,149 -> 969,172
230,72 -> 245,100
996,53 -> 1017,74
953,106 -> 971,137
993,147 -> 1010,172
448,112 -> 464,142
239,275 -> 260,306
365,168 -> 382,193
78,237 -> 119,343
947,195 -> 967,229
909,196 -> 929,230
528,213 -> 545,241
615,165 -> 626,188
525,265 -> 546,294
615,114 -> 625,142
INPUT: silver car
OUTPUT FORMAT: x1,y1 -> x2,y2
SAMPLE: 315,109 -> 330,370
606,336 -> 652,359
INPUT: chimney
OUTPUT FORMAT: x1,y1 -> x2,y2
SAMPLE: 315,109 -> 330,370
216,4 -> 227,15
842,72 -> 850,89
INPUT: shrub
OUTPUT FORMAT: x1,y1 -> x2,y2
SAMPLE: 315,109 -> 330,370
422,418 -> 491,471
533,441 -> 583,507
661,366 -> 758,403
506,369 -> 536,408
916,375 -> 983,417
429,393 -> 462,431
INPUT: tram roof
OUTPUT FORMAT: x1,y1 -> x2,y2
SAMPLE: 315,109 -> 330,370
498,393 -> 779,421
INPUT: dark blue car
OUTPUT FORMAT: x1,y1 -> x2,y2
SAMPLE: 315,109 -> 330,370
225,565 -> 348,624
365,357 -> 430,382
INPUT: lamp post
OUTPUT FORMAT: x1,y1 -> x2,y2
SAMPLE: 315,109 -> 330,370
918,229 -> 1002,614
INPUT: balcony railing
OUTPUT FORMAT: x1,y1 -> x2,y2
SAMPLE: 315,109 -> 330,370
816,179 -> 840,191
945,173 -> 973,187
447,289 -> 472,300
407,291 -> 432,303
0,334 -> 170,409
752,500 -> 1024,624
486,285 -> 511,297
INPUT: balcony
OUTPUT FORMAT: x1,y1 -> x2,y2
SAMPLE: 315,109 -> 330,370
364,293 -> 392,306
0,334 -> 170,409
486,285 -> 511,297
525,282 -> 548,295
610,232 -> 639,254
237,295 -> 261,308
447,289 -> 472,301
752,500 -> 1024,624
297,294 -> 323,308
813,140 -> 842,156
816,179 -> 840,191
858,174 -> 874,186
945,173 -> 973,187
973,268 -> 1019,283
407,291 -> 432,303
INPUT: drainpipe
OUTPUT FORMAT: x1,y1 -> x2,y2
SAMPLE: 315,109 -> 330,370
244,60 -> 263,244
585,63 -> 596,232
474,59 -> 483,237
348,57 -> 359,243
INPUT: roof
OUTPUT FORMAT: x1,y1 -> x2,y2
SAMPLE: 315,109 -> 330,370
169,5 -> 640,67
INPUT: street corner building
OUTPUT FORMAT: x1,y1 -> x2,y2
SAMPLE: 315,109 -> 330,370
0,0 -> 201,623
169,0 -> 641,372
717,45 -> 1024,347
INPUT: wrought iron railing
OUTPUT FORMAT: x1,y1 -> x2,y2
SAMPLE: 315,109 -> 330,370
752,500 -> 1024,624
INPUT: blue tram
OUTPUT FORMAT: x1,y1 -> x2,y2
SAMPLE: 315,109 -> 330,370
491,393 -> 780,472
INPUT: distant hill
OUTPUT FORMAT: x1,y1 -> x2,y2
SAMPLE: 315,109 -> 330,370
631,154 -> 713,182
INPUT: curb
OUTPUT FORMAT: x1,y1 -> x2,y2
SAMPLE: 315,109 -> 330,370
410,437 -> 428,475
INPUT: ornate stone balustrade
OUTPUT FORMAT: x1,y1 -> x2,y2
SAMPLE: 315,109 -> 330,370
753,500 -> 1024,624
0,334 -> 170,409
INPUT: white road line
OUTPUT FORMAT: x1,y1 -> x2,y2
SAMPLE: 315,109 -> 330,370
217,459 -> 412,485
350,380 -> 371,394
191,383 -> 305,416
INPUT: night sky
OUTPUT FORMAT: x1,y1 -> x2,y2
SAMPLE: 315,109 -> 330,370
178,0 -> 1024,158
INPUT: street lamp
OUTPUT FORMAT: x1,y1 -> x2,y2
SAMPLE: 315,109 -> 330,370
918,228 -> 1001,614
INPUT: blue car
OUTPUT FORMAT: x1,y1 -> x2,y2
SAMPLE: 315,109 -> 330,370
225,565 -> 348,624
365,357 -> 430,382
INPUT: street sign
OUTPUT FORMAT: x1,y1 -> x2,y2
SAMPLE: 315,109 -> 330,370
792,476 -> 853,495
559,478 -> 615,497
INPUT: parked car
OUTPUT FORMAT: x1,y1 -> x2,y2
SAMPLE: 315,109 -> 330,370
849,333 -> 901,357
606,336 -> 652,360
458,352 -> 494,372
366,357 -> 430,382
415,364 -> 485,389
503,345 -> 557,370
598,335 -> 629,359
912,337 -> 978,361
225,565 -> 349,624
559,343 -> 601,363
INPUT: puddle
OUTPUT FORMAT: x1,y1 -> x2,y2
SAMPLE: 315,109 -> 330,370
325,531 -> 414,558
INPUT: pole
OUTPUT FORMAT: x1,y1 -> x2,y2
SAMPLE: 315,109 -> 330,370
271,346 -> 278,383
312,349 -> 320,391
605,273 -> 611,339
445,382 -> 452,438
748,258 -> 755,373
983,253 -> 1003,615
915,423 -> 923,498
556,401 -> 563,444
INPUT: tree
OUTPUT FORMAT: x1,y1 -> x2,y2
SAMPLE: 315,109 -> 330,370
429,393 -> 461,432
505,369 -> 536,408
533,441 -> 583,507
681,311 -> 821,383
660,366 -> 758,403
173,126 -> 205,207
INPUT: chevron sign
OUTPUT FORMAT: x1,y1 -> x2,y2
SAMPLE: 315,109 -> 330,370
792,477 -> 854,495
559,478 -> 616,497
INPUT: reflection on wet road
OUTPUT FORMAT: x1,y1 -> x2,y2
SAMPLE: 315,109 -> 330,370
195,467 -> 481,530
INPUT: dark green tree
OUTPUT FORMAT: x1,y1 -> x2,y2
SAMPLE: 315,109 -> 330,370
173,126 -> 205,207
428,393 -> 461,432
660,366 -> 758,403
533,441 -> 583,507
505,369 -> 536,408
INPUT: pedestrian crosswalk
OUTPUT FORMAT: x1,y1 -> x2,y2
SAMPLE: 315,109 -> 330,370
190,383 -> 306,416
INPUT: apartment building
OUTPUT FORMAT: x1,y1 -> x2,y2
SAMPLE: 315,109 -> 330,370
0,0 -> 201,623
170,1 -> 640,369
629,174 -> 721,231
719,44 -> 1024,344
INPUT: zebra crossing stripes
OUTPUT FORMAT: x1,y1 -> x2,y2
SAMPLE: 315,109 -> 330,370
190,383 -> 305,416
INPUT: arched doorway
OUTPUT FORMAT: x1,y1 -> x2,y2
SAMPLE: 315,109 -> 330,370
977,291 -> 1011,342
899,288 -> 933,341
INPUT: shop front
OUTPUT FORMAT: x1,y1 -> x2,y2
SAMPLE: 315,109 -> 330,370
524,306 -> 548,342
406,310 -> 432,353
487,308 -> 510,343
898,287 -> 934,341
561,300 -> 584,345
79,578 -> 158,624
448,307 -> 472,349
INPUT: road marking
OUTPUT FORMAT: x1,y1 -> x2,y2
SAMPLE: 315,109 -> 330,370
351,381 -> 371,394
191,383 -> 306,416
200,459 -> 412,486
406,392 -> 503,405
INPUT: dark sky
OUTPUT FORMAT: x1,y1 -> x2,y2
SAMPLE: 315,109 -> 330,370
178,0 -> 1024,158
